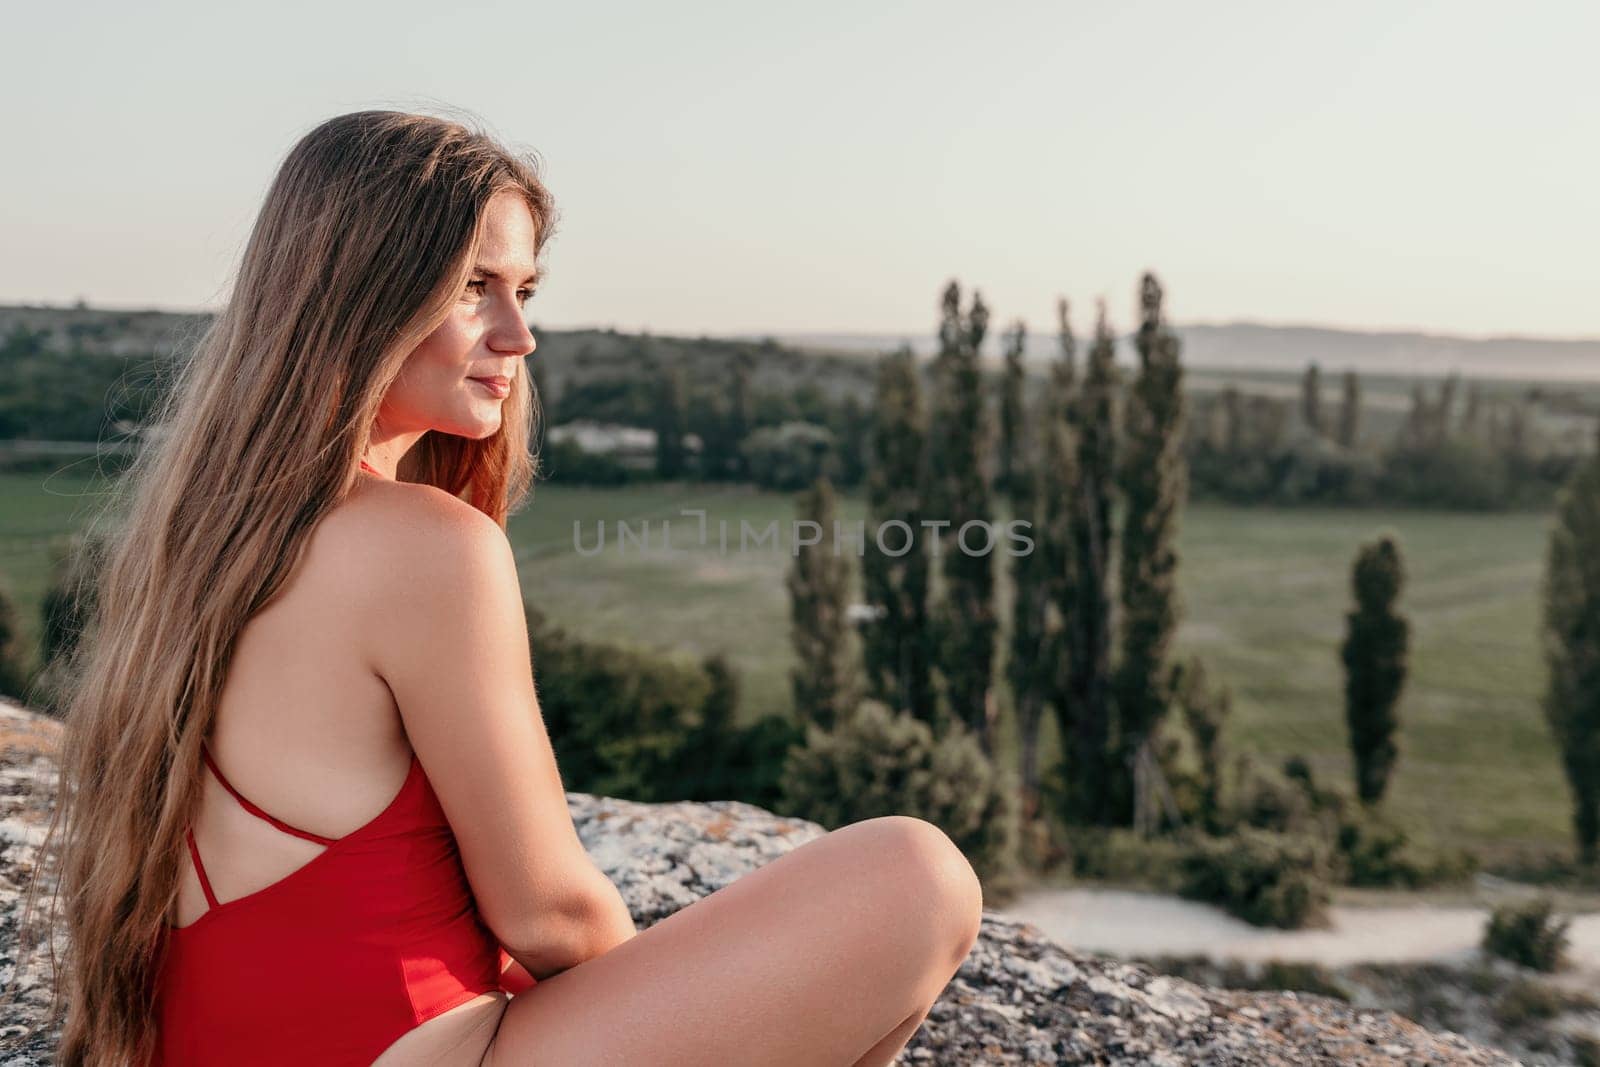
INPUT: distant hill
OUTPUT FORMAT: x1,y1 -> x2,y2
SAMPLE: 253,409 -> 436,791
0,303 -> 881,423
5,302 -> 1597,385
736,323 -> 1600,383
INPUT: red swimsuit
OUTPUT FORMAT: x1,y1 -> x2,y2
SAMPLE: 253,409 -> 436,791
152,458 -> 534,1063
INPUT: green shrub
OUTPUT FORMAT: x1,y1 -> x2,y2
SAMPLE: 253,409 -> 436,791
741,421 -> 836,491
526,605 -> 801,808
1493,977 -> 1565,1028
1336,809 -> 1477,888
1224,755 -> 1475,891
1178,828 -> 1333,929
1254,959 -> 1349,1000
779,699 -> 1021,895
1228,755 -> 1331,835
1482,896 -> 1572,972
1135,955 -> 1350,1001
660,653 -> 805,812
539,437 -> 638,486
1059,827 -> 1189,892
1379,437 -> 1510,511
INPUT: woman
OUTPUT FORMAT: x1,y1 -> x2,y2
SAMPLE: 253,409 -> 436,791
19,109 -> 983,1066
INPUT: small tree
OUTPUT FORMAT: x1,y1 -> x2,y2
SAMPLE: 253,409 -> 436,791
1113,273 -> 1188,825
1301,362 -> 1324,437
654,361 -> 687,479
997,320 -> 1027,499
728,352 -> 754,480
1460,381 -> 1484,439
1541,429 -> 1600,864
1173,656 -> 1232,833
861,346 -> 935,727
1336,369 -> 1361,449
668,652 -> 805,810
1050,301 -> 1116,826
786,477 -> 858,731
1340,534 -> 1410,805
1008,377 -> 1054,824
926,280 -> 999,752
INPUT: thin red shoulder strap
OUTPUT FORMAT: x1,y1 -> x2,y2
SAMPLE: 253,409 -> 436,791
200,744 -> 338,845
184,827 -> 220,910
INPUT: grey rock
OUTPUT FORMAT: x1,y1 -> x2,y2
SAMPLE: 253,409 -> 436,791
0,698 -> 1518,1064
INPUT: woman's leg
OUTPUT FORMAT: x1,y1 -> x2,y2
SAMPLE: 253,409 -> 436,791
480,815 -> 983,1067
850,1002 -> 934,1067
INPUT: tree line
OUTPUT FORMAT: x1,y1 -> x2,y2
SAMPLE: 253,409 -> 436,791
1191,362 -> 1584,510
780,274 -> 1600,920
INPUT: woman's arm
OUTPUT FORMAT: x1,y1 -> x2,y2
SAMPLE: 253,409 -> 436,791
498,876 -> 639,983
363,492 -> 638,982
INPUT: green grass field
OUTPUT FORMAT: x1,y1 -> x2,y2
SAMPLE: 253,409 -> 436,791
0,471 -> 1569,860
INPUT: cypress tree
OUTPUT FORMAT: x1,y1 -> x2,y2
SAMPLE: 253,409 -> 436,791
1399,383 -> 1427,450
1302,362 -> 1324,436
1052,297 -> 1078,397
786,476 -> 857,731
1340,534 -> 1410,805
1112,272 -> 1187,827
1052,300 -> 1119,825
861,346 -> 936,727
1173,656 -> 1232,833
926,280 -> 1000,752
654,361 -> 687,479
528,352 -> 553,430
1007,322 -> 1057,822
1541,428 -> 1600,864
1221,385 -> 1243,453
1506,401 -> 1531,464
716,351 -> 755,481
831,394 -> 872,490
998,320 -> 1027,499
924,283 -> 963,523
1337,369 -> 1361,449
1253,394 -> 1290,452
1068,300 -> 1120,825
1438,372 -> 1461,432
1461,382 -> 1484,439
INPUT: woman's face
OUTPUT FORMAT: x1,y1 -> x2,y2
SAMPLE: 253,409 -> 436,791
378,188 -> 540,442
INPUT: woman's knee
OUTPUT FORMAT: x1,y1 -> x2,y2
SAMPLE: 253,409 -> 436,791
840,816 -> 983,961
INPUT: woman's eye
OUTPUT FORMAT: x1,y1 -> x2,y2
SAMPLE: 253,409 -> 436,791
463,279 -> 487,299
517,288 -> 536,306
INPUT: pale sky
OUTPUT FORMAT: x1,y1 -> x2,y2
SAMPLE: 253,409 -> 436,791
3,0 -> 1596,339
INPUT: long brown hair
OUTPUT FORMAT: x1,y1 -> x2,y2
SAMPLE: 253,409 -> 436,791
6,108 -> 557,1066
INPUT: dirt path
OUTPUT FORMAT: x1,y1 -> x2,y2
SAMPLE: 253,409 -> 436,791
997,887 -> 1600,969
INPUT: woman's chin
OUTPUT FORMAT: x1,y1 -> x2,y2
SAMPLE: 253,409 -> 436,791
437,412 -> 503,440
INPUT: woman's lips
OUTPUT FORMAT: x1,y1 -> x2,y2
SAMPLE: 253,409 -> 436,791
469,376 -> 511,398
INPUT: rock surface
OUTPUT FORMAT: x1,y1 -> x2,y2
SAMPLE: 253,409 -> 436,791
0,697 -> 1518,1064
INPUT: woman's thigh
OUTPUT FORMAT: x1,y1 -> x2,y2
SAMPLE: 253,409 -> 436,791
481,815 -> 984,1067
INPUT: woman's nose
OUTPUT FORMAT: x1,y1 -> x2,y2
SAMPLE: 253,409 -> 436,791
490,312 -> 536,356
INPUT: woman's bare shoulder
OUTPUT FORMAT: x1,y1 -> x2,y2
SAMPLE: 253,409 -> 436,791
313,478 -> 510,610
331,477 -> 499,547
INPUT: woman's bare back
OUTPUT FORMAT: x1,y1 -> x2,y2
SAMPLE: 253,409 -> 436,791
175,474 -> 983,1065
170,477 -> 507,1065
